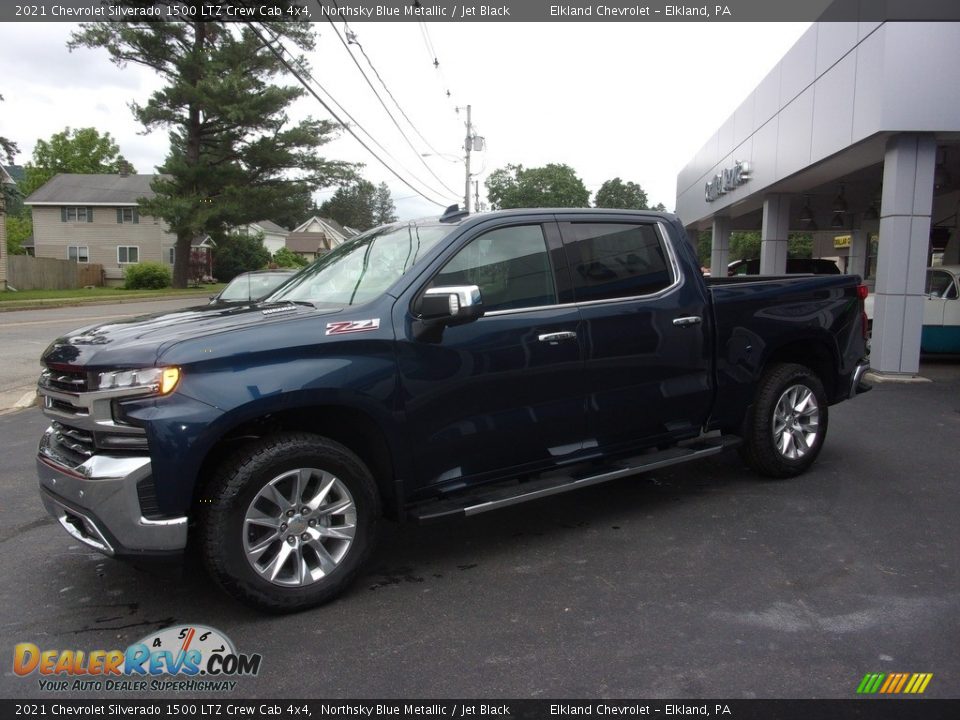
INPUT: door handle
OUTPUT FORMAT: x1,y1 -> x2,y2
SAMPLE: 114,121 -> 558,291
672,316 -> 702,327
538,331 -> 578,344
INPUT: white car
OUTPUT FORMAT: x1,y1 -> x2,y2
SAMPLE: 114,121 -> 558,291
864,266 -> 960,352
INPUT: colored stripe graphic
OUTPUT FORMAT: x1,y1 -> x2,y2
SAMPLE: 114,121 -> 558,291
857,673 -> 885,693
857,672 -> 932,694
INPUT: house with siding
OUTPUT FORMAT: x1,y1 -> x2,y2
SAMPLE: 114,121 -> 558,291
284,216 -> 358,261
238,220 -> 289,255
24,173 -> 212,285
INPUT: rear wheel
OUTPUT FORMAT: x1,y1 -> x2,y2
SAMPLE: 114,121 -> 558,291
739,363 -> 829,478
198,432 -> 379,612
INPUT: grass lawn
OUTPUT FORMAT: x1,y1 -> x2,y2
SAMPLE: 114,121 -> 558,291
0,285 -> 225,303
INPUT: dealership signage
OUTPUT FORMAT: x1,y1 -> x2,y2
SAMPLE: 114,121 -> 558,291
705,160 -> 751,202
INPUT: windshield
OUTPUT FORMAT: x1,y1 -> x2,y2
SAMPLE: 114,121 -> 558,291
268,223 -> 453,305
219,272 -> 295,302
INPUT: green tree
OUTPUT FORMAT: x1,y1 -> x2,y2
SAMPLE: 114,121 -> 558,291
212,231 -> 272,283
373,182 -> 398,226
70,11 -> 355,288
485,163 -> 590,209
272,246 -> 308,268
319,180 -> 377,231
6,215 -> 31,256
730,231 -> 761,261
0,94 -> 16,165
649,202 -> 667,212
594,177 -> 649,209
22,127 -> 133,197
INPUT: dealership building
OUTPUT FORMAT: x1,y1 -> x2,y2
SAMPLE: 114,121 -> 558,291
676,21 -> 960,376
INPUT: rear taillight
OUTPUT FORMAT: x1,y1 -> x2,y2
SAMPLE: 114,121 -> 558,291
857,284 -> 869,300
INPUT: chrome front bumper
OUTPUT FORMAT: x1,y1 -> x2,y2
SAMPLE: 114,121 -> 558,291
36,427 -> 187,556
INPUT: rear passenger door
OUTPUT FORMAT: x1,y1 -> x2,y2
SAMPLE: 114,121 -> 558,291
558,216 -> 712,453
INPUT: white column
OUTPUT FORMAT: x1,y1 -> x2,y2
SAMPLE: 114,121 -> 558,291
710,216 -> 731,277
760,194 -> 790,275
871,134 -> 936,375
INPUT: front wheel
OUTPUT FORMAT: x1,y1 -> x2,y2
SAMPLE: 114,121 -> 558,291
739,363 -> 829,478
198,433 -> 380,612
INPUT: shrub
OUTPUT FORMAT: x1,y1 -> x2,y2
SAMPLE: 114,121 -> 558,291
212,232 -> 272,282
124,262 -> 172,290
272,247 -> 308,268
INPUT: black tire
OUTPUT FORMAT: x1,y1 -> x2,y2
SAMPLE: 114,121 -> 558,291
198,432 -> 380,613
738,363 -> 829,478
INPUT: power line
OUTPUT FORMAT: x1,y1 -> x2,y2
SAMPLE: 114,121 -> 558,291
318,7 -> 462,199
254,22 -> 454,204
345,25 -> 446,159
246,23 -> 453,208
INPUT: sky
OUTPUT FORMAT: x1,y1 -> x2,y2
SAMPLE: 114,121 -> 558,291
0,20 -> 810,223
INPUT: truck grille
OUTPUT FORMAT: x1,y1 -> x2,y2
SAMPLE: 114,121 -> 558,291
51,421 -> 95,458
40,369 -> 91,393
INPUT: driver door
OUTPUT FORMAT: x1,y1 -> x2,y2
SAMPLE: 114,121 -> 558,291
395,219 -> 587,495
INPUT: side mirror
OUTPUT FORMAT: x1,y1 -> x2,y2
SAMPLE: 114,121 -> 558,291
413,285 -> 483,341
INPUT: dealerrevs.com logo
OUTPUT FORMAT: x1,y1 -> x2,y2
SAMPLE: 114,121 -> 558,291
13,624 -> 262,692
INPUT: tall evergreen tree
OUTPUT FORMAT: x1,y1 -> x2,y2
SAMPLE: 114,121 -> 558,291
319,180 -> 377,231
373,182 -> 398,226
69,10 -> 355,287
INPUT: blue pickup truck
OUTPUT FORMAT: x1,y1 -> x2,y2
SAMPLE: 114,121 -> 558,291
35,208 -> 870,611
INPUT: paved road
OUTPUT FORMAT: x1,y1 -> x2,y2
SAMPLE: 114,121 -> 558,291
1,367 -> 958,699
0,298 -> 209,408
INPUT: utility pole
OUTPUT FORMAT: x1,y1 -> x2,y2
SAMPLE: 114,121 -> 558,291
474,180 -> 481,213
463,104 -> 472,213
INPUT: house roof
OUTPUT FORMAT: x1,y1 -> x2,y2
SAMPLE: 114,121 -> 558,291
290,215 -> 353,243
253,219 -> 288,234
286,233 -> 333,253
24,173 -> 160,206
0,165 -> 13,185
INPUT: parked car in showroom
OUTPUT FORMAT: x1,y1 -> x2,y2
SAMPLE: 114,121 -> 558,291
210,269 -> 298,305
863,266 -> 960,351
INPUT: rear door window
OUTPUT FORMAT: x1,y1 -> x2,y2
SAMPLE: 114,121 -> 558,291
562,223 -> 673,302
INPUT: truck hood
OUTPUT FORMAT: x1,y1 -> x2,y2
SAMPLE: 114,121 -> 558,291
42,302 -> 342,370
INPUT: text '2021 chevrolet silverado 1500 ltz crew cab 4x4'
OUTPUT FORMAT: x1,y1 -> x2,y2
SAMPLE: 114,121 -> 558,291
35,208 -> 871,611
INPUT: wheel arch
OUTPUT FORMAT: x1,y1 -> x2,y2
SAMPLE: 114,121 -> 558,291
759,335 -> 840,401
190,401 -> 404,522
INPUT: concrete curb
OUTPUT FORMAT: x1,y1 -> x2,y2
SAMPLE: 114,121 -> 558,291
864,371 -> 932,384
15,390 -> 38,409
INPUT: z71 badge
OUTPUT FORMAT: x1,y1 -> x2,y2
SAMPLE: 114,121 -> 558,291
325,319 -> 381,336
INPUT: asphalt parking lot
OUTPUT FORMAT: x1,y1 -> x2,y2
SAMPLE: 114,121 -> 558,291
1,361 -> 958,700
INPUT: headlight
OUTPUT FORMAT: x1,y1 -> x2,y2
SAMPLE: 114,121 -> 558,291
98,367 -> 181,395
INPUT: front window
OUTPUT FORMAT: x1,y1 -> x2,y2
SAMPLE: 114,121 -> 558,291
63,207 -> 89,222
429,224 -> 556,313
118,246 -> 139,264
269,223 -> 452,306
220,273 -> 295,302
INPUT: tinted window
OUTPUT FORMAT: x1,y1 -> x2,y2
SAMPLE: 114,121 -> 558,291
431,225 -> 556,313
565,223 -> 671,301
